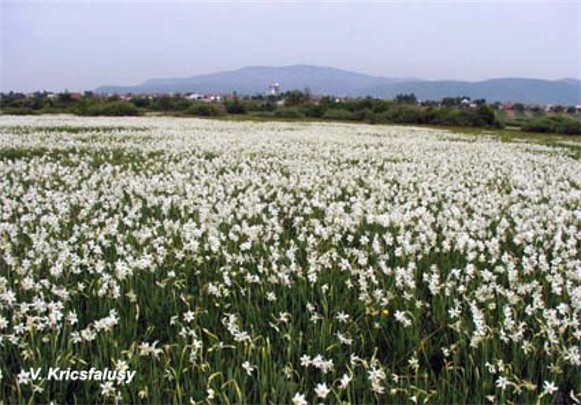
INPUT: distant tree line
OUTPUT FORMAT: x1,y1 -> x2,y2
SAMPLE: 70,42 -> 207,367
1,90 -> 579,135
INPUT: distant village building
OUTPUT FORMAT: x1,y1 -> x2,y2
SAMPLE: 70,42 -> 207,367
186,93 -> 221,102
268,82 -> 281,96
502,103 -> 514,111
186,93 -> 203,100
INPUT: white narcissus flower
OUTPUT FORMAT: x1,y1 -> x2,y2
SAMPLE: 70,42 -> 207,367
314,383 -> 331,399
543,381 -> 558,395
495,376 -> 509,391
207,388 -> 215,400
335,311 -> 350,323
100,381 -> 116,397
242,361 -> 255,376
300,354 -> 311,367
339,373 -> 352,390
292,392 -> 308,405
183,311 -> 195,323
115,359 -> 129,372
17,370 -> 31,385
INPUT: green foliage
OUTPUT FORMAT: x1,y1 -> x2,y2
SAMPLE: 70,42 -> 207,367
395,93 -> 418,104
58,92 -> 74,104
0,92 -> 53,111
274,107 -> 304,119
441,96 -> 471,107
304,104 -> 326,118
263,101 -> 278,112
152,96 -> 179,111
383,105 -> 422,124
225,99 -> 248,114
522,116 -> 581,135
173,98 -> 192,111
185,103 -> 224,117
371,100 -> 395,114
284,90 -> 308,107
475,105 -> 497,127
322,108 -> 354,121
351,108 -> 376,123
76,101 -> 141,117
3,91 -> 577,135
130,97 -> 151,108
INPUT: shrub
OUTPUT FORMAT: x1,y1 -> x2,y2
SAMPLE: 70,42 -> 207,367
130,97 -> 151,108
554,117 -> 581,135
284,90 -> 308,107
274,107 -> 304,119
77,101 -> 140,117
386,105 -> 422,124
256,101 -> 277,113
185,103 -> 224,117
322,109 -> 354,121
475,105 -> 497,127
100,102 -> 140,116
225,99 -> 247,114
423,107 -> 502,128
522,116 -> 581,135
351,108 -> 376,122
522,117 -> 556,134
304,104 -> 326,118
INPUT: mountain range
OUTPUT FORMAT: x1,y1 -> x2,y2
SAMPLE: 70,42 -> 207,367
96,65 -> 581,105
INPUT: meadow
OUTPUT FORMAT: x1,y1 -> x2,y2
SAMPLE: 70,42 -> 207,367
0,116 -> 579,404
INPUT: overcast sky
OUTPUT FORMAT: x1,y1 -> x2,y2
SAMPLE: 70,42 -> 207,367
2,1 -> 580,92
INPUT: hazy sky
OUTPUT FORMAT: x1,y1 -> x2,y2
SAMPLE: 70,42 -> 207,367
2,1 -> 580,92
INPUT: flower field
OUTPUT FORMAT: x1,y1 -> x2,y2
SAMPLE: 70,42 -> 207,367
0,116 -> 579,404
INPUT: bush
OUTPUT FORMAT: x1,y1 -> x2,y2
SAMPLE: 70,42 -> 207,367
422,107 -> 502,128
130,97 -> 151,108
274,107 -> 304,119
256,101 -> 277,113
555,117 -> 581,135
521,118 -> 557,133
522,116 -> 581,135
385,105 -> 422,124
304,104 -> 326,118
284,90 -> 308,107
322,109 -> 354,121
352,108 -> 376,122
475,105 -> 497,127
185,103 -> 224,117
225,99 -> 247,114
371,100 -> 395,114
77,101 -> 140,116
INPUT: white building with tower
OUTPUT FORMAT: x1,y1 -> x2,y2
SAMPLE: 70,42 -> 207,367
268,82 -> 281,96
